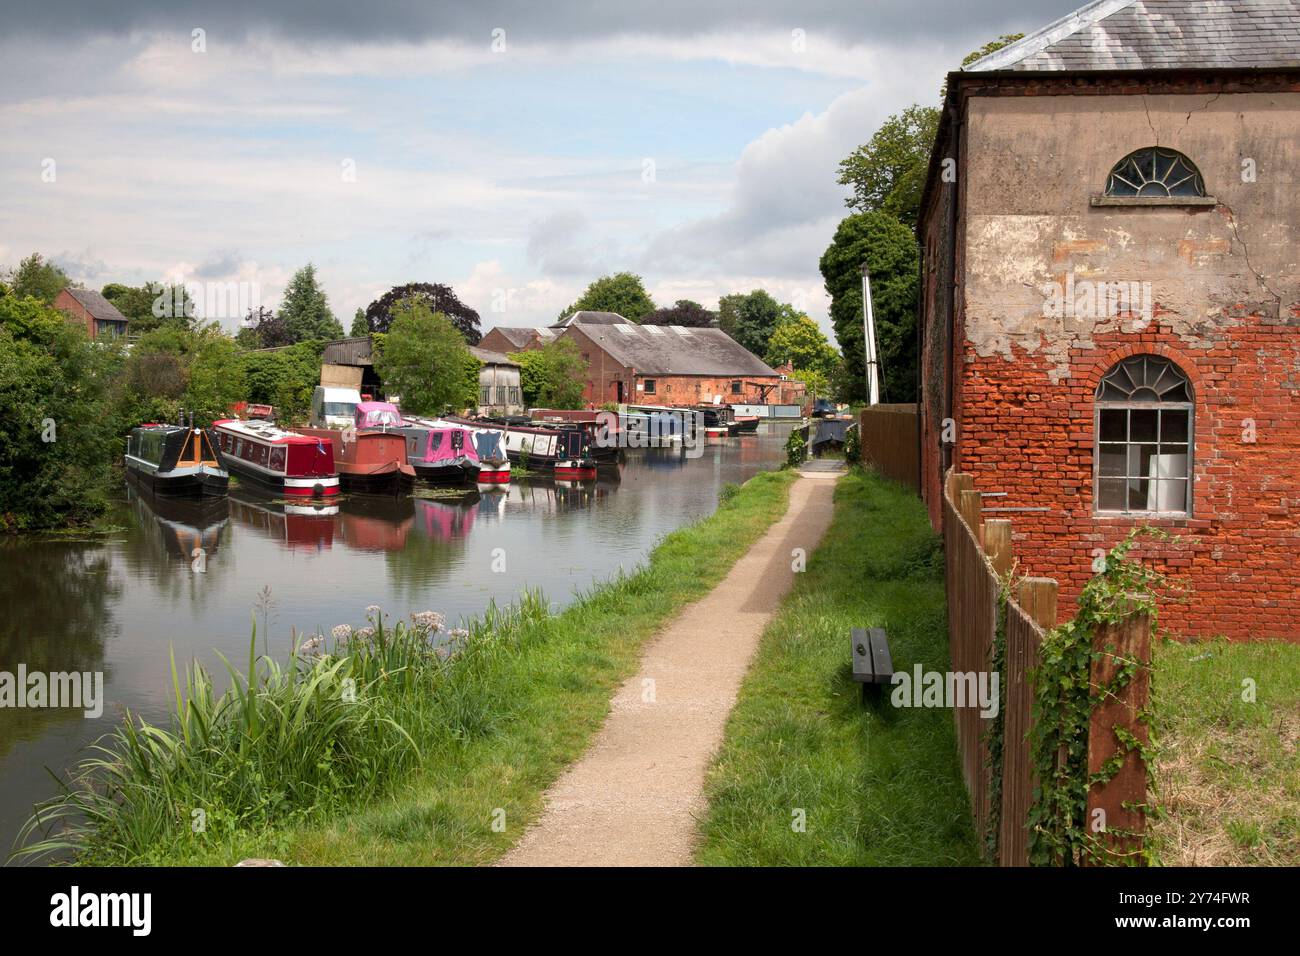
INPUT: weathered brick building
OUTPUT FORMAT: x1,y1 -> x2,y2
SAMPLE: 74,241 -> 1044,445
917,0 -> 1300,640
55,287 -> 128,339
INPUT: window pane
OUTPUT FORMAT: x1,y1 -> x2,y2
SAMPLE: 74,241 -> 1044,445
1099,444 -> 1127,476
1098,479 -> 1126,511
1161,409 -> 1189,443
1128,444 -> 1157,478
1099,409 -> 1127,441
1157,479 -> 1189,513
1128,478 -> 1151,510
1130,409 -> 1158,442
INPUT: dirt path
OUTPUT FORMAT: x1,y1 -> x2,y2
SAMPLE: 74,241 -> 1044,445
500,469 -> 841,867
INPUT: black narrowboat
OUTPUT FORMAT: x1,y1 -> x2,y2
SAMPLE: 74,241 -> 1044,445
124,424 -> 228,498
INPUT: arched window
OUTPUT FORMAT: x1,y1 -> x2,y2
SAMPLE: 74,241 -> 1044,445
1105,147 -> 1205,199
1095,355 -> 1193,515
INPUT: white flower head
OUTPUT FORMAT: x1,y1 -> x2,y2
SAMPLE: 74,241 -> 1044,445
411,610 -> 446,633
298,636 -> 325,657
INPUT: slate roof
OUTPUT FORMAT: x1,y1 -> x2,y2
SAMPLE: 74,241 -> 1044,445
62,287 -> 128,323
468,345 -> 519,366
966,0 -> 1300,72
566,324 -> 780,377
484,326 -> 540,349
551,310 -> 632,329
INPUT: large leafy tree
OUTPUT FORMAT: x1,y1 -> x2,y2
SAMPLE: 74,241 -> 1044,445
280,264 -> 343,343
819,212 -> 919,403
764,314 -> 840,379
372,298 -> 475,415
114,323 -> 248,430
510,338 -> 589,409
0,292 -> 120,529
560,272 -> 655,324
642,299 -> 716,327
236,305 -> 292,350
103,282 -> 198,335
7,253 -> 74,304
836,105 -> 939,229
717,290 -> 797,359
365,282 -> 481,344
243,340 -> 325,421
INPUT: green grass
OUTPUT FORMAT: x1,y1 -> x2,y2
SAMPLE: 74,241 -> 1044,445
15,469 -> 796,866
695,468 -> 981,866
1150,638 -> 1300,866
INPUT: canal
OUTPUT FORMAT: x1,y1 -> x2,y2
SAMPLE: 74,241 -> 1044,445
0,423 -> 792,860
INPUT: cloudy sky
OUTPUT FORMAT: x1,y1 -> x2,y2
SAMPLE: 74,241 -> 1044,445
0,0 -> 1078,340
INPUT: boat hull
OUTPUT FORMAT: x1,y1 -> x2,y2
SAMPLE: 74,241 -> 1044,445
412,460 -> 480,486
338,463 -> 415,496
125,462 -> 228,498
225,459 -> 340,498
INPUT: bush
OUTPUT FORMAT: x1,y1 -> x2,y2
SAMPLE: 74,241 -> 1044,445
784,429 -> 807,468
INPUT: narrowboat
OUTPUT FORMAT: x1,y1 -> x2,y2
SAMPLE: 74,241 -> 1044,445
297,402 -> 415,496
400,421 -> 481,485
439,416 -> 597,478
210,419 -> 340,498
470,428 -> 511,488
124,423 -> 228,498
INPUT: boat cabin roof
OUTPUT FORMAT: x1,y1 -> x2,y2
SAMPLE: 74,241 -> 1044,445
212,418 -> 321,445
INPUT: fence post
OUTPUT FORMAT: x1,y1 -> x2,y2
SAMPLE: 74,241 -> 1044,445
959,489 -> 983,546
1017,578 -> 1058,630
983,519 -> 1013,576
1085,596 -> 1152,865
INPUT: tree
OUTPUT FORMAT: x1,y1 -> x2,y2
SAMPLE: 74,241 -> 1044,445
510,338 -> 589,409
560,272 -> 655,323
8,253 -> 74,304
0,293 -> 120,529
372,298 -> 474,415
819,212 -> 919,404
237,305 -> 292,349
716,290 -> 795,359
364,282 -> 481,343
243,341 -> 326,421
114,323 -> 247,430
764,314 -> 840,379
642,299 -> 716,327
836,105 -> 939,229
280,264 -> 343,343
350,308 -> 368,337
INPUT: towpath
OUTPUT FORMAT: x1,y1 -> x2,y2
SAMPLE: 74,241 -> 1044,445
500,466 -> 842,867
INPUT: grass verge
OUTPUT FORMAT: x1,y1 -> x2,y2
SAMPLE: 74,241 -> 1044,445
1150,638 -> 1300,866
15,469 -> 796,866
695,468 -> 981,866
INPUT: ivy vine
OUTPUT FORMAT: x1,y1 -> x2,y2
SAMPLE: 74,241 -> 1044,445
1025,526 -> 1182,866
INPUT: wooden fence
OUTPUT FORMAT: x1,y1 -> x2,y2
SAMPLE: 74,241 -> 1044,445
858,404 -> 919,491
942,468 -> 1151,865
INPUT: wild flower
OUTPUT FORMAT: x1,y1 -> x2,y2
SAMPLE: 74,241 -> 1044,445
448,627 -> 470,641
355,626 -> 375,641
331,624 -> 353,644
365,604 -> 381,617
297,636 -> 325,657
411,610 -> 446,633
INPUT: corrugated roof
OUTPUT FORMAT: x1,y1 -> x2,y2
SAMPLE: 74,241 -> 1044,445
966,0 -> 1300,72
322,336 -> 374,366
551,310 -> 632,328
63,287 -> 127,323
468,345 -> 519,366
568,324 -> 780,377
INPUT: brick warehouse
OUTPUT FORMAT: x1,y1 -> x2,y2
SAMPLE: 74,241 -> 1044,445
917,0 -> 1300,640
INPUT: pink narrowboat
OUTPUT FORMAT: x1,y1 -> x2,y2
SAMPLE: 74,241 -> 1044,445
400,422 -> 481,486
210,419 -> 340,498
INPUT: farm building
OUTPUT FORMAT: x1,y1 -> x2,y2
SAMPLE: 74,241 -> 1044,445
55,287 -> 128,340
557,318 -> 802,406
478,325 -> 556,354
916,0 -> 1300,639
468,346 -> 524,416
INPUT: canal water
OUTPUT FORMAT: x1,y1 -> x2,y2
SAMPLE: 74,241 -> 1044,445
0,423 -> 791,860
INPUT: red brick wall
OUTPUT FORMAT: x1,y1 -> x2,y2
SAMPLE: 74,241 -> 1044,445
955,320 -> 1300,641
54,289 -> 94,338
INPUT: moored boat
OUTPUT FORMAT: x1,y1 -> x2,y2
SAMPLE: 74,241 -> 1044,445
400,421 -> 481,485
297,402 -> 414,496
439,416 -> 597,477
210,419 -> 340,498
124,423 -> 228,498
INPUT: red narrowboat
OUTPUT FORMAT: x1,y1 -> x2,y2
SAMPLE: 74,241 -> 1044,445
210,419 -> 339,498
297,402 -> 414,496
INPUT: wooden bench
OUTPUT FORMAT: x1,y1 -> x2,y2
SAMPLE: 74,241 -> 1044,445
850,627 -> 894,704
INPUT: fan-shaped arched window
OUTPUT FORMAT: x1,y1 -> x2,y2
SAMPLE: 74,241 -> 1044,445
1095,355 -> 1193,515
1105,147 -> 1206,199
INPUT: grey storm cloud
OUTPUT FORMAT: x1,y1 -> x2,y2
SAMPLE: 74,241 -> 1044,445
5,0 -> 1077,45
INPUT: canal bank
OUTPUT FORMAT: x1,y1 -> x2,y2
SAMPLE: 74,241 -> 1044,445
13,464 -> 805,865
3,425 -> 794,862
